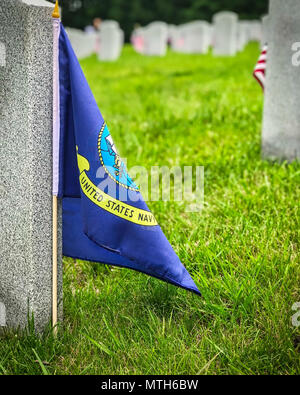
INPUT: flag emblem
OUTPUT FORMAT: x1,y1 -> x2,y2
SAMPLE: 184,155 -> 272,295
98,122 -> 139,191
76,146 -> 157,226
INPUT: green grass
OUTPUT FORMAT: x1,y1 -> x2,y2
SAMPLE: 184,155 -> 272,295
1,44 -> 299,375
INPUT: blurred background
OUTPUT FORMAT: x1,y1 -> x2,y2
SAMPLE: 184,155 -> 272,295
57,0 -> 268,41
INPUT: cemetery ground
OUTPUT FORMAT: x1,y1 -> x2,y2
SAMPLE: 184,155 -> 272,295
1,43 -> 299,375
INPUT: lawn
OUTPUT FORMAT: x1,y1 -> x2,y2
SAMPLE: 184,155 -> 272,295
1,44 -> 299,375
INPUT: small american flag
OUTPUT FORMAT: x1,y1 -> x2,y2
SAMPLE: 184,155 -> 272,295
253,45 -> 267,90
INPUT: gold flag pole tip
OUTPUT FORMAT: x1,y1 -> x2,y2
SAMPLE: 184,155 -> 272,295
52,0 -> 60,18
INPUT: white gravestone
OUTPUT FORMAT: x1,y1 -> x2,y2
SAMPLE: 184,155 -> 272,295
167,24 -> 176,44
119,29 -> 125,51
0,0 -> 63,331
178,21 -> 211,54
213,11 -> 238,56
237,21 -> 251,52
143,22 -> 168,56
207,24 -> 214,48
131,27 -> 145,54
65,27 -> 98,59
262,0 -> 300,161
169,26 -> 184,52
249,20 -> 262,42
101,20 -> 120,30
98,22 -> 124,61
261,15 -> 270,47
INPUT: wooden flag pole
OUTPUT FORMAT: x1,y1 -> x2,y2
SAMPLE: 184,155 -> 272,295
52,0 -> 60,335
52,195 -> 58,334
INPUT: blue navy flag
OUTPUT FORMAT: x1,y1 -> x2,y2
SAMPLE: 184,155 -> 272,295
54,23 -> 200,296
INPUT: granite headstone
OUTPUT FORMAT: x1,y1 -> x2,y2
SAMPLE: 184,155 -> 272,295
261,15 -> 270,47
179,21 -> 210,54
131,27 -> 145,54
65,27 -> 98,59
207,24 -> 214,48
169,26 -> 184,52
237,21 -> 250,52
213,11 -> 238,56
262,0 -> 300,161
98,21 -> 124,61
249,20 -> 262,42
143,22 -> 168,56
0,0 -> 63,331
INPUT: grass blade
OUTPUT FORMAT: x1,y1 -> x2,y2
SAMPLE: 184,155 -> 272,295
32,349 -> 49,375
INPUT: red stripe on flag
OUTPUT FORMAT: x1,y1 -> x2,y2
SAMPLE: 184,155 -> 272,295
253,45 -> 268,91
